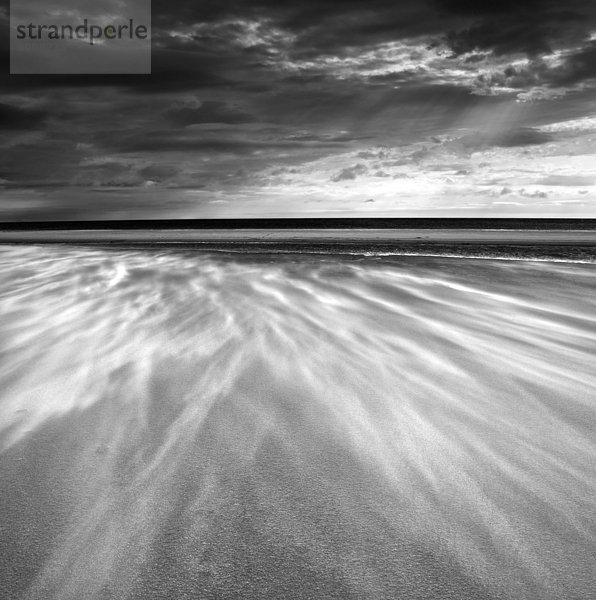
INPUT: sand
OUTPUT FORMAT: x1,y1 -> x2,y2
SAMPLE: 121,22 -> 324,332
1,245 -> 595,599
1,227 -> 596,244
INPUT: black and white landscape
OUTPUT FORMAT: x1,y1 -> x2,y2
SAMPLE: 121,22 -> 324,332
1,2 -> 596,599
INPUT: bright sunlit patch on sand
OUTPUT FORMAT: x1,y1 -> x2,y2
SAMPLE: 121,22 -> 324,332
0,244 -> 595,599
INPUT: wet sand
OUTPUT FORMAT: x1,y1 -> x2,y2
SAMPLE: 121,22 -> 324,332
1,227 -> 596,244
1,245 -> 595,599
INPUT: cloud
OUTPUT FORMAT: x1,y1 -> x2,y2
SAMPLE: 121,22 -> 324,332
1,0 -> 596,219
437,0 -> 595,55
538,175 -> 595,186
460,128 -> 553,148
0,104 -> 47,130
0,187 -> 202,221
550,42 -> 596,86
331,164 -> 368,182
537,116 -> 596,133
138,165 -> 180,181
473,42 -> 596,99
166,100 -> 256,125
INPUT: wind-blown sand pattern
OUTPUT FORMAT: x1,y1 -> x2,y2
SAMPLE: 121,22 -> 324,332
1,244 -> 595,599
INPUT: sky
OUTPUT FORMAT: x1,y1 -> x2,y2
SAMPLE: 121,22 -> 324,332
1,0 -> 596,220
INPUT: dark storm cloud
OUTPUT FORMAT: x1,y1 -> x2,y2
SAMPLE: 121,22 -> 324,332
149,0 -> 596,56
1,53 -> 229,93
0,139 -> 85,185
146,0 -> 448,73
152,0 -> 429,33
138,165 -> 180,181
458,128 -> 553,149
2,0 -> 596,220
0,187 -> 198,221
166,101 -> 256,125
0,103 -> 47,130
149,0 -> 596,103
480,40 -> 596,94
551,42 -> 596,86
113,130 -> 354,154
4,1 -> 596,95
435,0 -> 594,52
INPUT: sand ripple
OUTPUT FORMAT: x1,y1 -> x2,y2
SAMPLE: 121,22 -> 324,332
1,245 -> 595,599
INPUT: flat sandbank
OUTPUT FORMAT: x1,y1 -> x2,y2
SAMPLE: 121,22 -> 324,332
1,228 -> 596,244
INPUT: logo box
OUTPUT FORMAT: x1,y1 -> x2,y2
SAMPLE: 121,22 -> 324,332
10,0 -> 151,74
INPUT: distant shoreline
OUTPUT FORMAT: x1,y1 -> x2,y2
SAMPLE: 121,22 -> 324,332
2,228 -> 596,247
2,218 -> 596,231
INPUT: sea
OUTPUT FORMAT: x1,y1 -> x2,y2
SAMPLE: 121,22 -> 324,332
1,241 -> 595,600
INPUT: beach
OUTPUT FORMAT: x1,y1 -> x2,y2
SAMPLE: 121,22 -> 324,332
1,244 -> 595,599
2,227 -> 596,245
